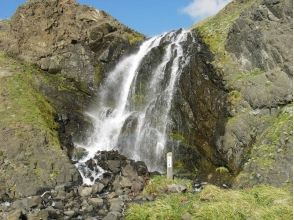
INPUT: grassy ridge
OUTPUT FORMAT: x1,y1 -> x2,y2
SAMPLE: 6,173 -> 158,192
0,53 -> 59,148
126,176 -> 292,220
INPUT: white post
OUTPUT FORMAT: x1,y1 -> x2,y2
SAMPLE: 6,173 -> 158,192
167,152 -> 173,179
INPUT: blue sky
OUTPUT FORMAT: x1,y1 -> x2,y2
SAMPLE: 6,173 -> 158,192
0,0 -> 231,36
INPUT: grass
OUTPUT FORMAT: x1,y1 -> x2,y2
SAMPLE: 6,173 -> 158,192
126,32 -> 145,45
126,176 -> 292,220
0,53 -> 69,195
143,175 -> 192,196
0,52 -> 60,149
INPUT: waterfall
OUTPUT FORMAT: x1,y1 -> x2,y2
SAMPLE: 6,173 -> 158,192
76,29 -> 193,184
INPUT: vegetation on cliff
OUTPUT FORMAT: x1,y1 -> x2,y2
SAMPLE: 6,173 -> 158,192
0,53 -> 78,199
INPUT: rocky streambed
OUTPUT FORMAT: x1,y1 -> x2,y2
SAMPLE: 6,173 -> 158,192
0,151 -> 155,220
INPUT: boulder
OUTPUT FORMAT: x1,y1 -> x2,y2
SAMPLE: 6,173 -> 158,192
108,198 -> 124,212
27,210 -> 49,220
64,210 -> 75,217
103,211 -> 122,220
78,186 -> 93,197
106,160 -> 121,173
167,184 -> 187,193
88,197 -> 104,207
12,196 -> 42,210
6,209 -> 25,220
122,163 -> 138,178
92,182 -> 105,194
181,213 -> 192,220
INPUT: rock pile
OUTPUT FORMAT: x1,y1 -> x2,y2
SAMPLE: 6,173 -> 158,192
0,151 -> 151,220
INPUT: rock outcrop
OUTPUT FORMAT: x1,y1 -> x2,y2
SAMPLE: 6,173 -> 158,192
187,0 -> 293,187
0,54 -> 80,200
7,0 -> 144,91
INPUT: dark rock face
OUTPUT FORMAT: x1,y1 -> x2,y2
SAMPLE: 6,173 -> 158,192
168,33 -> 229,181
226,0 -> 292,110
226,0 -> 293,76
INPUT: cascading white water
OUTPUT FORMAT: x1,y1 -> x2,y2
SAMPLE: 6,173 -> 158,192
76,29 -> 192,184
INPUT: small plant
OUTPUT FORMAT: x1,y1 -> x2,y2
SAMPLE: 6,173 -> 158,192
216,166 -> 229,174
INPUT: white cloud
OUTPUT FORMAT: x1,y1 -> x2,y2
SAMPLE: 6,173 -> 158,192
181,0 -> 232,19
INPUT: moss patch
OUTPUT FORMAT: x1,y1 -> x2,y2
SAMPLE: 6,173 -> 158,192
235,106 -> 293,186
0,52 -> 70,196
228,90 -> 242,106
94,62 -> 103,86
0,65 -> 60,149
234,68 -> 264,81
126,178 -> 292,220
194,0 -> 257,65
250,108 -> 291,167
126,32 -> 145,45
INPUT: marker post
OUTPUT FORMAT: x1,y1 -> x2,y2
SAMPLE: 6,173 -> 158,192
167,152 -> 173,179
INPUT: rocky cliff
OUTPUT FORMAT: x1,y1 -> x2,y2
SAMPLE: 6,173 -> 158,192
182,0 -> 293,187
140,0 -> 293,188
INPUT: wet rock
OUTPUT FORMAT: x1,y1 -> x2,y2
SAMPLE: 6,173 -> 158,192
45,206 -> 59,219
52,201 -> 64,210
78,186 -> 93,197
71,147 -> 88,161
109,198 -> 124,212
106,192 -> 118,199
103,211 -> 122,220
122,163 -> 138,178
135,161 -> 149,176
106,160 -> 122,173
92,182 -> 105,194
120,176 -> 133,188
27,209 -> 49,220
88,197 -> 104,207
64,210 -> 75,217
100,172 -> 113,186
